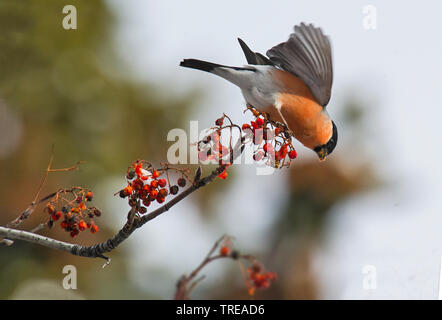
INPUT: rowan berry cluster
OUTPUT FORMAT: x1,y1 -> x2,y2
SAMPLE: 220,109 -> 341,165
197,108 -> 297,179
242,106 -> 297,169
118,160 -> 191,215
176,235 -> 276,299
197,129 -> 231,179
45,187 -> 101,238
217,237 -> 276,297
246,263 -> 277,296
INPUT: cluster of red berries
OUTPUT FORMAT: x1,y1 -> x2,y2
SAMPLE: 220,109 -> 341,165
198,111 -> 298,174
198,117 -> 233,180
198,130 -> 230,163
241,114 -> 297,168
45,190 -> 100,238
198,131 -> 230,180
119,161 -> 189,214
217,238 -> 276,296
247,263 -> 277,296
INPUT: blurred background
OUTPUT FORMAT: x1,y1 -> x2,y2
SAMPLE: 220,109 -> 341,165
0,0 -> 441,299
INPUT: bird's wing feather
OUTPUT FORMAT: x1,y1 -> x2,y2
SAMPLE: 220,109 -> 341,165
266,23 -> 333,106
238,38 -> 274,66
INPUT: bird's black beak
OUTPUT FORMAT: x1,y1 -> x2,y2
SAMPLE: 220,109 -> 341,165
317,148 -> 328,161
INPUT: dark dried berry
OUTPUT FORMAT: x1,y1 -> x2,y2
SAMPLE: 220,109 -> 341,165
170,185 -> 179,195
61,206 -> 69,213
119,190 -> 127,198
48,220 -> 54,229
215,117 -> 224,126
126,170 -> 136,180
177,178 -> 186,188
230,250 -> 240,260
93,208 -> 102,217
138,206 -> 147,214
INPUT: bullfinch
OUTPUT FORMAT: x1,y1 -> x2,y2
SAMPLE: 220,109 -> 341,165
180,22 -> 337,161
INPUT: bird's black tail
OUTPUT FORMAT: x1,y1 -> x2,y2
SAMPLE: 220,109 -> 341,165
180,58 -> 252,73
180,59 -> 224,72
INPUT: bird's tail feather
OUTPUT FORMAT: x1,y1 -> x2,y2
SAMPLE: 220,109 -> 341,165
179,59 -> 224,72
180,59 -> 252,73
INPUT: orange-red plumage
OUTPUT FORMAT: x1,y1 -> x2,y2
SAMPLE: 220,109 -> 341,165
267,70 -> 332,149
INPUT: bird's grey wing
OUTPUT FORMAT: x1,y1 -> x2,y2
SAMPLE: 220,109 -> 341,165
266,23 -> 333,107
238,38 -> 275,66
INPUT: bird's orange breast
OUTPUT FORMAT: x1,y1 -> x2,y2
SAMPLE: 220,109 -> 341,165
265,70 -> 332,149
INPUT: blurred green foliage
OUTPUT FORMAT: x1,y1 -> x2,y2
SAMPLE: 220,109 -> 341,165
0,0 -> 194,299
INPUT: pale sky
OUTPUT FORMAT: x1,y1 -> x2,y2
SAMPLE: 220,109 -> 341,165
106,0 -> 442,298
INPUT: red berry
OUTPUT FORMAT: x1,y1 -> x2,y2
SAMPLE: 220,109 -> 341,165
150,190 -> 158,199
60,221 -> 68,229
52,211 -> 62,221
289,150 -> 297,159
152,170 -> 160,179
78,220 -> 87,231
256,117 -> 264,126
220,246 -> 230,256
158,178 -> 167,188
263,143 -> 273,153
134,162 -> 143,177
242,123 -> 251,131
132,179 -> 144,191
142,199 -> 151,207
215,117 -> 224,126
156,197 -> 165,204
90,224 -> 99,234
158,188 -> 168,198
218,171 -> 228,180
123,185 -> 133,195
150,180 -> 159,189
85,191 -> 93,201
70,229 -> 79,238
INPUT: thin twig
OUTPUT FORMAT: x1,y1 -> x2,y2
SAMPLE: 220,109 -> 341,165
0,161 -> 233,261
0,129 -> 244,263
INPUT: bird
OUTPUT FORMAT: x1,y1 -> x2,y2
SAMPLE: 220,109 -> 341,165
180,22 -> 337,161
